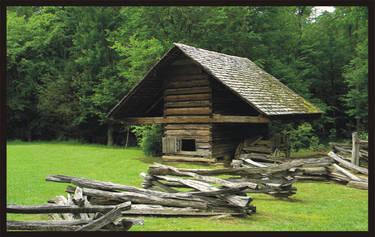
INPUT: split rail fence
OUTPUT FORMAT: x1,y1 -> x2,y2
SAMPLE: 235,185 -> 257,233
6,133 -> 368,231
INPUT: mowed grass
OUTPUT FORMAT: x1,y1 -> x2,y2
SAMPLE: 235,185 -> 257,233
6,141 -> 368,231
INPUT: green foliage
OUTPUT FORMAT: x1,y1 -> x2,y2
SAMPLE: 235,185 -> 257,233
6,6 -> 368,144
341,8 -> 368,131
357,131 -> 368,141
111,36 -> 166,89
131,124 -> 163,156
285,123 -> 324,152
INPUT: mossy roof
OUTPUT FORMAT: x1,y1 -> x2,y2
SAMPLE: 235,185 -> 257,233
174,43 -> 322,116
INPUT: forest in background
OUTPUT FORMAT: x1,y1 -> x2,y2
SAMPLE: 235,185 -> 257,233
6,6 -> 368,149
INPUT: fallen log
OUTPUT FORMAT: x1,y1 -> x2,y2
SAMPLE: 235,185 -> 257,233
151,174 -> 254,212
7,203 -> 130,214
240,158 -> 268,168
298,167 -> 328,175
328,152 -> 368,175
329,143 -> 368,159
121,204 -> 243,217
329,142 -> 351,148
329,142 -> 351,154
65,186 -> 207,210
240,153 -> 283,163
294,175 -> 328,181
346,180 -> 368,190
327,171 -> 351,183
151,163 -> 258,189
75,202 -> 131,231
148,160 -> 304,177
6,218 -> 143,232
46,174 -> 195,200
7,220 -> 82,231
331,164 -> 363,182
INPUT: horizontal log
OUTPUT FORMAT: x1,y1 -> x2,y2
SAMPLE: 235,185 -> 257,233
298,167 -> 328,175
164,107 -> 212,115
150,160 -> 303,176
330,143 -> 351,154
164,87 -> 211,96
165,124 -> 211,130
346,180 -> 368,190
212,114 -> 270,123
167,74 -> 208,82
148,160 -> 303,175
242,146 -> 272,154
165,100 -> 211,108
327,152 -> 368,175
46,174 -> 196,200
196,142 -> 212,149
118,117 -> 165,124
175,150 -> 211,156
164,129 -> 211,136
122,204 -> 242,217
328,142 -> 351,148
239,153 -> 279,163
166,79 -> 210,89
6,203 -> 130,214
294,175 -> 328,181
240,158 -> 268,168
6,218 -> 140,232
356,140 -> 368,145
7,220 -> 81,231
165,93 -> 211,102
162,155 -> 215,163
117,115 -> 270,124
66,186 -> 207,210
295,157 -> 334,167
151,163 -> 258,190
152,175 -> 253,210
160,116 -> 212,123
329,143 -> 368,158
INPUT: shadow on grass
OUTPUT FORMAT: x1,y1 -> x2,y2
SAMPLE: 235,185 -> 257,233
136,156 -> 214,168
252,195 -> 309,204
136,155 -> 164,164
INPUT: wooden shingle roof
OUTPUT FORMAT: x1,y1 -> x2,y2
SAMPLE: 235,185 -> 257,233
108,43 -> 322,119
174,43 -> 322,116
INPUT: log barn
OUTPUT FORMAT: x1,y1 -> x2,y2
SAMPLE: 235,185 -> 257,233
108,43 -> 322,162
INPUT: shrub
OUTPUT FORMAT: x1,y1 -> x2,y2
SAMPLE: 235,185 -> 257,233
131,124 -> 162,156
285,122 -> 323,152
358,131 -> 368,140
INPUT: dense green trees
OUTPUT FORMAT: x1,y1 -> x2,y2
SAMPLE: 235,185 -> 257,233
6,6 -> 368,145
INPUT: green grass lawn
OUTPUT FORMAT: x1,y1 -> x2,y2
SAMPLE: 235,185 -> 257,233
6,141 -> 368,231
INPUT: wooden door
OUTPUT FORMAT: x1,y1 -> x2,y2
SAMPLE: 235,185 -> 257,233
162,137 -> 179,154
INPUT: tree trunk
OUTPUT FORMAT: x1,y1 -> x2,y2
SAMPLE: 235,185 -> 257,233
125,127 -> 129,148
107,122 -> 113,146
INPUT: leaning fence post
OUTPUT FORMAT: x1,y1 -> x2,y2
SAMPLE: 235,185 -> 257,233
351,132 -> 360,166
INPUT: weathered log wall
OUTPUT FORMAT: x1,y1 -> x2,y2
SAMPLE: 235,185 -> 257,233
159,55 -> 270,162
160,56 -> 213,160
